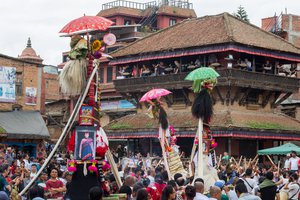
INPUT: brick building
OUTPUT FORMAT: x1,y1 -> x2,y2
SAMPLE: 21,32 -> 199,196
98,0 -> 196,30
0,38 -> 50,156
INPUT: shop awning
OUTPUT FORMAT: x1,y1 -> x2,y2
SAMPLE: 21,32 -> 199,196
0,111 -> 50,139
258,142 -> 300,155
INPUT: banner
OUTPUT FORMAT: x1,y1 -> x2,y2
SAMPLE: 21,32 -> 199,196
0,66 -> 16,102
25,87 -> 37,105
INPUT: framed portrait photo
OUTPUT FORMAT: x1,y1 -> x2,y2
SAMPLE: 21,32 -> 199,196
79,106 -> 94,126
74,126 -> 97,161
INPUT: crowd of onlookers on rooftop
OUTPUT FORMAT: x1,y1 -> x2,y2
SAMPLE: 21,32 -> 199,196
116,54 -> 298,79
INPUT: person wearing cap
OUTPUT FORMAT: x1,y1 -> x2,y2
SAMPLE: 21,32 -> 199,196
284,154 -> 291,171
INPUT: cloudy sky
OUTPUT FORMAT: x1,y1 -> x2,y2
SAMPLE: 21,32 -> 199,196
0,0 -> 299,65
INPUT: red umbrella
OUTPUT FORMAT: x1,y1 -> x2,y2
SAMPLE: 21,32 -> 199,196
59,15 -> 114,34
139,88 -> 172,102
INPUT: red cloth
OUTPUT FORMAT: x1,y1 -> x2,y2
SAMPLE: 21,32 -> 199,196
150,183 -> 166,200
46,179 -> 64,199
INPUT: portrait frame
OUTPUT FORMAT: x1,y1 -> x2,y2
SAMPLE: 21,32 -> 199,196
79,105 -> 94,126
74,126 -> 97,161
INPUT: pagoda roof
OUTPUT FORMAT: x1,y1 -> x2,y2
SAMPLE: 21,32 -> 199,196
110,12 -> 300,61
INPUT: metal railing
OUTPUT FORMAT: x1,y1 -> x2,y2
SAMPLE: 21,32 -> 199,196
102,0 -> 157,10
102,0 -> 193,10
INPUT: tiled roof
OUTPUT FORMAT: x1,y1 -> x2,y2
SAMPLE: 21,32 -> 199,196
111,13 -> 300,58
104,109 -> 300,133
157,6 -> 197,18
97,7 -> 143,18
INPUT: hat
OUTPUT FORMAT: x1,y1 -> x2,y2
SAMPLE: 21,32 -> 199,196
286,153 -> 291,157
0,191 -> 8,200
214,180 -> 225,189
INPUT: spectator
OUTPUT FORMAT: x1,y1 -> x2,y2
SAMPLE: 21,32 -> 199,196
185,185 -> 196,200
89,186 -> 103,200
0,165 -> 11,195
27,185 -> 45,200
283,173 -> 300,200
119,185 -> 132,200
235,183 -> 261,200
194,182 -> 208,200
258,172 -> 278,200
289,151 -> 299,173
209,186 -> 222,200
284,154 -> 291,171
30,164 -> 38,180
132,183 -> 144,200
45,168 -> 66,199
161,185 -> 176,200
136,188 -> 149,200
241,168 -> 257,194
0,191 -> 8,200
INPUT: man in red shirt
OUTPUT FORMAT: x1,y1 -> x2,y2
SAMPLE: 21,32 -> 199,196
46,168 -> 66,199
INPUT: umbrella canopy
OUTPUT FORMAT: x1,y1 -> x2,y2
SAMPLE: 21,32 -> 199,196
59,15 -> 114,34
139,88 -> 172,102
258,143 -> 300,155
185,67 -> 220,81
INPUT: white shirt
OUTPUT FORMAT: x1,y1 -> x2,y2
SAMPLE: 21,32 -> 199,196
284,158 -> 291,169
194,192 -> 209,200
288,182 -> 300,200
148,175 -> 155,185
289,157 -> 299,171
242,178 -> 257,194
227,190 -> 238,200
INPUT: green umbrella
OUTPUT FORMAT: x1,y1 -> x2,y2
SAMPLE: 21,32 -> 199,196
185,67 -> 220,93
258,142 -> 300,155
185,67 -> 220,81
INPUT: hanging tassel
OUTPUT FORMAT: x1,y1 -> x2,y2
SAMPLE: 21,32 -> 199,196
83,161 -> 87,176
191,89 -> 213,123
59,58 -> 87,96
158,106 -> 168,130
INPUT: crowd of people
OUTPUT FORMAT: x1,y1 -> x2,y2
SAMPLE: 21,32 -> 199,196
1,145 -> 300,200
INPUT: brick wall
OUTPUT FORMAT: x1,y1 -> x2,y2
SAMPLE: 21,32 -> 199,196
43,73 -> 62,102
0,55 -> 44,112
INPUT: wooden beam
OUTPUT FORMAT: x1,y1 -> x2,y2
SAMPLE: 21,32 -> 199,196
225,89 -> 230,106
231,88 -> 241,105
261,91 -> 272,108
181,89 -> 191,106
239,88 -> 251,106
272,92 -> 292,108
215,87 -> 224,105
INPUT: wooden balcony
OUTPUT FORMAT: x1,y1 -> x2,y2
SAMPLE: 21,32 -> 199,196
113,69 -> 300,93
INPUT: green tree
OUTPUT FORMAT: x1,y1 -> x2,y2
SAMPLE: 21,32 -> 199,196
233,5 -> 250,23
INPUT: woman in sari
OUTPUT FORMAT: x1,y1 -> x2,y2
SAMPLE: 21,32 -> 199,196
79,132 -> 94,160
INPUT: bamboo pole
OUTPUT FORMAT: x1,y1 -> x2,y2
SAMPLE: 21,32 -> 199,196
189,133 -> 197,178
19,65 -> 99,196
237,156 -> 243,168
266,155 -> 276,166
252,154 -> 258,164
159,129 -> 172,180
155,159 -> 163,169
106,149 -> 122,188
197,119 -> 204,178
